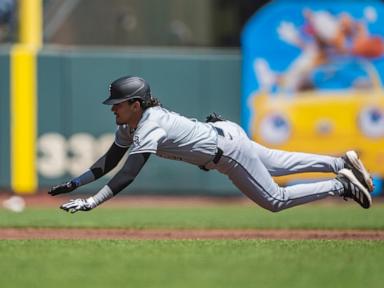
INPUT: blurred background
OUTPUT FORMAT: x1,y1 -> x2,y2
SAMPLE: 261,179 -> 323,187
1,0 -> 383,198
1,0 -> 265,46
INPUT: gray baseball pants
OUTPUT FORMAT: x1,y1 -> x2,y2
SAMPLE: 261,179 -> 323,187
207,121 -> 345,212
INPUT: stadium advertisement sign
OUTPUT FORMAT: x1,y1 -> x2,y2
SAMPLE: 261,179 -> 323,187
241,0 -> 384,194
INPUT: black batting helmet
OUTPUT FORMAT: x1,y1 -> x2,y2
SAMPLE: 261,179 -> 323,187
103,76 -> 152,105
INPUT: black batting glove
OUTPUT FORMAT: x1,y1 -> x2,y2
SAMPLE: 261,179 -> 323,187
48,180 -> 79,196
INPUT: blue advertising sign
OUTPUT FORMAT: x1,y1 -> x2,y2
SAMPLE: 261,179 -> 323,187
241,0 -> 384,188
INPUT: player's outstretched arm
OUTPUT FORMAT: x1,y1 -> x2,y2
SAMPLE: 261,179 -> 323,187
48,180 -> 79,196
60,152 -> 150,213
48,143 -> 128,196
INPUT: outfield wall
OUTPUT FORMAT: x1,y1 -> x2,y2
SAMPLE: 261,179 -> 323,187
3,47 -> 242,195
0,50 -> 10,189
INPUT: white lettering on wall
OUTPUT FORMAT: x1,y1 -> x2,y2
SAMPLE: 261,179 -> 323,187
37,133 -> 117,178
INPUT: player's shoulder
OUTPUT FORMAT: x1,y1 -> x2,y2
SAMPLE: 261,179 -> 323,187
135,107 -> 163,128
116,124 -> 134,135
142,106 -> 171,121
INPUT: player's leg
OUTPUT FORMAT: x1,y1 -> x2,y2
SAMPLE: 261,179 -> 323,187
252,142 -> 373,192
220,151 -> 339,212
250,141 -> 344,176
214,136 -> 370,211
221,154 -> 371,212
215,121 -> 345,176
212,121 -> 371,211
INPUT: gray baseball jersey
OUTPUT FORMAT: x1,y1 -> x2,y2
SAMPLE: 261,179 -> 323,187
114,106 -> 218,166
114,106 -> 345,212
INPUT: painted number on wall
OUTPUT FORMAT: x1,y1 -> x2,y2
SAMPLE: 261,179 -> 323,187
38,133 -> 115,178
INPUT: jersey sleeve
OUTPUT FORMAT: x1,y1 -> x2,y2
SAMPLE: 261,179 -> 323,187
114,125 -> 133,148
129,121 -> 166,154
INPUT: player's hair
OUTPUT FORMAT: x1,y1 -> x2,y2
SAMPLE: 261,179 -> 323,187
145,97 -> 161,108
128,97 -> 161,110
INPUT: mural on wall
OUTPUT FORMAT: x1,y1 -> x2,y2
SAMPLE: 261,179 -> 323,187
241,0 -> 384,192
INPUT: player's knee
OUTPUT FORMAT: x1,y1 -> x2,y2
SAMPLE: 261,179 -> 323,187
266,206 -> 282,213
262,201 -> 283,213
246,192 -> 285,212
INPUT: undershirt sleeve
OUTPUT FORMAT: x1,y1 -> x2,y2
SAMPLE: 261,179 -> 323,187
107,152 -> 151,194
114,125 -> 133,148
89,142 -> 128,179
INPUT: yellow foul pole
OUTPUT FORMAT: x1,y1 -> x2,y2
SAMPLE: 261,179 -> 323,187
11,0 -> 42,193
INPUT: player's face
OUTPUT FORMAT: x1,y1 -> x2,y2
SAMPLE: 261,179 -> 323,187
111,100 -> 142,127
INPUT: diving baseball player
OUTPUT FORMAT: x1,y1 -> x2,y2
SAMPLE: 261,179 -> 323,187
49,76 -> 374,213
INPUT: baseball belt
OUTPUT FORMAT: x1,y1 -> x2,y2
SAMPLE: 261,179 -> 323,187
199,127 -> 224,171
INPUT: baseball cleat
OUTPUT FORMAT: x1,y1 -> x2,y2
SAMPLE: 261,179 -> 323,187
342,151 -> 374,192
336,169 -> 372,209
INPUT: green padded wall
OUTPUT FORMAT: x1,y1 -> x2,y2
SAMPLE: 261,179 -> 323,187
0,50 -> 10,188
37,48 -> 241,195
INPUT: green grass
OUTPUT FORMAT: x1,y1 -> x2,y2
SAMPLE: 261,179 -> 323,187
0,240 -> 383,288
0,203 -> 384,229
1,203 -> 383,288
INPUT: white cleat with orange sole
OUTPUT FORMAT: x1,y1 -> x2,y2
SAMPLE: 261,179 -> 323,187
336,168 -> 372,209
342,151 -> 374,193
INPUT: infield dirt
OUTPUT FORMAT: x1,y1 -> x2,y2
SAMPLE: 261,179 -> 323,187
1,228 -> 384,240
1,194 -> 383,240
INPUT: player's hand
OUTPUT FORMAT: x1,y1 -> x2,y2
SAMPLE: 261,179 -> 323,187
60,198 -> 96,213
48,180 -> 79,196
